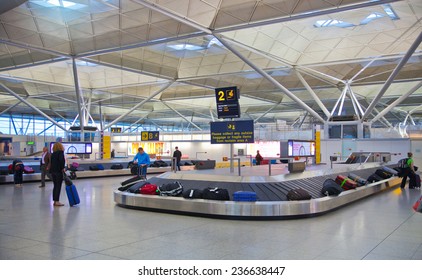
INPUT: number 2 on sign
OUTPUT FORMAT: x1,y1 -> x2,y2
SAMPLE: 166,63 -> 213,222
218,90 -> 225,101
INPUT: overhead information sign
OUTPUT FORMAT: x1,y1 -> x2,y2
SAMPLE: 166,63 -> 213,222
215,86 -> 240,119
210,120 -> 254,144
141,131 -> 160,141
111,127 -> 122,133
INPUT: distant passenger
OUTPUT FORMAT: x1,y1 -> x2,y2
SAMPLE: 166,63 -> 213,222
39,147 -> 51,188
12,159 -> 24,187
400,152 -> 416,189
173,146 -> 182,171
255,150 -> 263,166
111,149 -> 115,158
133,147 -> 151,178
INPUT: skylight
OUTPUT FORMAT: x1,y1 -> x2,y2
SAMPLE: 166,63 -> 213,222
314,20 -> 354,28
31,0 -> 85,10
167,44 -> 205,51
382,4 -> 399,20
314,4 -> 399,28
48,0 -> 75,8
360,12 -> 385,25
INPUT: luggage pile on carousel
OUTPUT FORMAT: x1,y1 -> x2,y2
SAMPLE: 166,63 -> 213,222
117,176 -> 235,201
321,166 -> 398,196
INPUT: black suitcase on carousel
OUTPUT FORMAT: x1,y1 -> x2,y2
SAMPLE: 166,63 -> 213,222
321,179 -> 343,196
287,188 -> 312,201
367,173 -> 384,183
182,188 -> 203,199
375,169 -> 392,179
126,181 -> 150,194
111,164 -> 123,170
158,181 -> 183,196
118,175 -> 144,191
202,187 -> 230,201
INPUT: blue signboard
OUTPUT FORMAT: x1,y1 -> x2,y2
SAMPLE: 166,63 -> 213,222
210,120 -> 254,144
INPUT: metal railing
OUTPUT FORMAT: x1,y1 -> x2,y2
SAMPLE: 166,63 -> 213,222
267,157 -> 293,176
228,157 -> 241,176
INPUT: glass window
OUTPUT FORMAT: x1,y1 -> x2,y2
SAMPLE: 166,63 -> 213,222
343,125 -> 357,139
329,125 -> 341,139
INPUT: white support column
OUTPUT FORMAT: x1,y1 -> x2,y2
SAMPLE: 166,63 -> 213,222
330,87 -> 347,118
85,89 -> 93,126
346,86 -> 360,120
295,70 -> 330,118
71,57 -> 85,141
347,84 -> 365,116
337,86 -> 348,116
71,114 -> 79,127
363,31 -> 422,120
408,114 -> 416,125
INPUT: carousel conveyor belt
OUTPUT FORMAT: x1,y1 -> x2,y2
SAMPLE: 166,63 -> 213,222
114,165 -> 403,220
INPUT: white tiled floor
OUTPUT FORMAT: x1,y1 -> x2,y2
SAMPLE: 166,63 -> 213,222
0,174 -> 421,260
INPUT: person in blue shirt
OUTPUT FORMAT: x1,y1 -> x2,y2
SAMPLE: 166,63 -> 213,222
133,147 -> 151,178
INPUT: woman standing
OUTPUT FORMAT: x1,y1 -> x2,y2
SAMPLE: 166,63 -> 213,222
49,142 -> 66,206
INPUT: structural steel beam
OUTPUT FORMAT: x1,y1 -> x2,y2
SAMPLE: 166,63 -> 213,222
123,114 -> 150,133
0,99 -> 26,116
347,84 -> 365,117
330,87 -> 347,119
0,83 -> 67,131
254,100 -> 283,123
362,32 -> 422,120
103,81 -> 174,130
161,101 -> 202,131
295,70 -> 330,118
371,81 -> 422,123
71,58 -> 85,139
133,0 -> 212,35
215,34 -> 325,123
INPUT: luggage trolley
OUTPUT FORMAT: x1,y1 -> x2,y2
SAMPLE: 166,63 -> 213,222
138,164 -> 148,180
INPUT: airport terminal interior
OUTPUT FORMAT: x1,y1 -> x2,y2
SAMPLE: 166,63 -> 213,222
0,0 -> 422,261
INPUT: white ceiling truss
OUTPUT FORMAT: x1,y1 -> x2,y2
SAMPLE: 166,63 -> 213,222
0,0 -> 420,131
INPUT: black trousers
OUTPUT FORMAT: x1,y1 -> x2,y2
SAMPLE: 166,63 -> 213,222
14,170 -> 23,184
51,172 -> 63,201
400,169 -> 415,189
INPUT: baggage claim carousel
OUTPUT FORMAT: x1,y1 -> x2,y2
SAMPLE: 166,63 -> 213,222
114,162 -> 402,220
